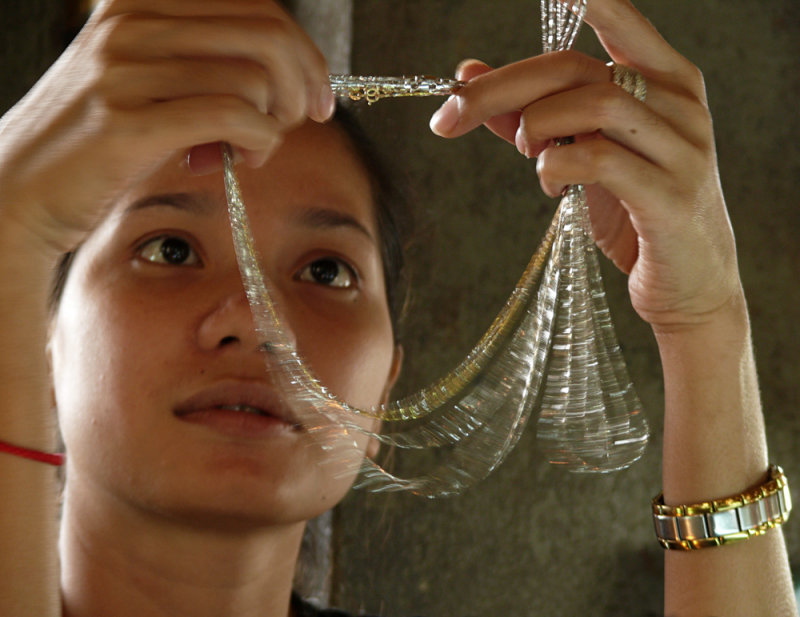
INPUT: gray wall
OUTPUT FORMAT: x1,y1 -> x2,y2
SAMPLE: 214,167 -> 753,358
332,2 -> 800,616
2,2 -> 797,616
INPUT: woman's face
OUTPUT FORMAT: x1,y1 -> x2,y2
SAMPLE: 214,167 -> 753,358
50,121 -> 401,527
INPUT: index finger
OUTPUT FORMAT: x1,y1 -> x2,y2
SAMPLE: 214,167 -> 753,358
95,0 -> 334,122
430,51 -> 608,139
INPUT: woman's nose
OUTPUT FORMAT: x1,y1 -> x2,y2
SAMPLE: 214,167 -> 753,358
196,282 -> 296,352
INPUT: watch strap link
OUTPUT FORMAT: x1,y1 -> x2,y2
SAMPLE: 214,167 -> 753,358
652,465 -> 791,550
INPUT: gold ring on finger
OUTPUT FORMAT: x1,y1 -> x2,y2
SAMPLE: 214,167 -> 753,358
607,61 -> 647,103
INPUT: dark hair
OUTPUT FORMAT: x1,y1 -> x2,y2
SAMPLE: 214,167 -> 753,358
48,109 -> 413,339
49,251 -> 76,313
328,104 -> 412,337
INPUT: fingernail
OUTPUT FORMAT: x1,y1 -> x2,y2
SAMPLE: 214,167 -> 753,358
264,132 -> 284,160
515,126 -> 531,158
186,142 -> 233,176
317,84 -> 336,122
455,58 -> 478,80
430,96 -> 460,135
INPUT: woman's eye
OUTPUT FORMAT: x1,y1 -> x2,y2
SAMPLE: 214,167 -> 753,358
137,236 -> 200,266
297,258 -> 356,289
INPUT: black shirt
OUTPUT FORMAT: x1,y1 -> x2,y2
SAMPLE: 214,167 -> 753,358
292,594 -> 378,617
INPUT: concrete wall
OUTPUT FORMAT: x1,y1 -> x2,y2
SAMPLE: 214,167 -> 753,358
331,2 -> 800,616
285,0 -> 353,74
0,1 -> 65,113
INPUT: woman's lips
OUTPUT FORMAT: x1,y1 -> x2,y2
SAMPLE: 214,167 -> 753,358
174,381 -> 302,438
175,408 -> 297,438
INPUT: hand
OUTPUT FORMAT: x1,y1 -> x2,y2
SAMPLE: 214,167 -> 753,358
0,0 -> 334,254
429,0 -> 742,334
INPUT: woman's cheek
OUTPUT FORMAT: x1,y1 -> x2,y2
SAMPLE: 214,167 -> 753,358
293,296 -> 396,409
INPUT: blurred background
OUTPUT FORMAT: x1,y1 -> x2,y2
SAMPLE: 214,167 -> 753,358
2,1 -> 798,615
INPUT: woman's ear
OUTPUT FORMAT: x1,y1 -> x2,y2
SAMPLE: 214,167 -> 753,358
365,344 -> 403,460
364,425 -> 382,461
45,320 -> 59,415
381,344 -> 403,405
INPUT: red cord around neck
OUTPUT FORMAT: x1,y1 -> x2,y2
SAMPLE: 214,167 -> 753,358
0,439 -> 65,466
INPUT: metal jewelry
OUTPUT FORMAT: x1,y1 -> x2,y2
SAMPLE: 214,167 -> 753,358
329,75 -> 464,105
608,61 -> 648,103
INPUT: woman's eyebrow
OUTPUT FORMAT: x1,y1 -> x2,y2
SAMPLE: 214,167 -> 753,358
292,206 -> 376,244
122,192 -> 216,216
122,194 -> 375,243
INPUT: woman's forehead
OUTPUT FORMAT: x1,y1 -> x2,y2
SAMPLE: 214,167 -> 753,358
114,121 -> 377,231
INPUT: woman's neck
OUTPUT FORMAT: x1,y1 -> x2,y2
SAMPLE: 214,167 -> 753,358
59,479 -> 305,617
